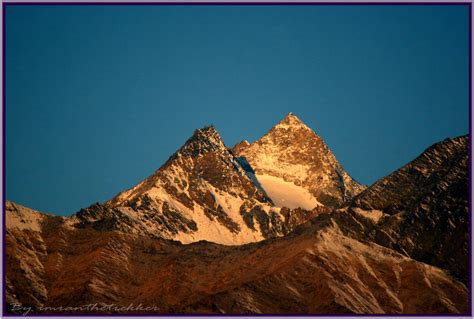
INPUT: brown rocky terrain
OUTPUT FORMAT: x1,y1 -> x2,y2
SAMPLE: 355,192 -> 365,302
5,201 -> 469,315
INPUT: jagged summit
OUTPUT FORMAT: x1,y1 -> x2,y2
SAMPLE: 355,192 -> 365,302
175,125 -> 226,158
272,112 -> 313,133
236,113 -> 365,208
279,112 -> 306,125
192,125 -> 220,141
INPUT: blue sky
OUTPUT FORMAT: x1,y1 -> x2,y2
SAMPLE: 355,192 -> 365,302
6,5 -> 469,216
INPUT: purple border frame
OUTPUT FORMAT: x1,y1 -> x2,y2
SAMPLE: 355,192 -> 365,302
0,2 -> 472,4
1,1 -> 471,317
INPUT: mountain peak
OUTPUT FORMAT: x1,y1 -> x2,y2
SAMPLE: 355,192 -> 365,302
284,111 -> 297,119
232,140 -> 251,154
236,113 -> 366,207
275,112 -> 311,131
192,125 -> 221,142
178,125 -> 226,158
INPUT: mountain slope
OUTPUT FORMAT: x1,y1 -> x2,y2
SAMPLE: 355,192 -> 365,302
5,201 -> 468,315
234,113 -> 365,208
345,135 -> 469,283
5,201 -> 63,309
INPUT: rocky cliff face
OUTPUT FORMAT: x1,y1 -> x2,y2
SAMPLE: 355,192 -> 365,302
235,113 -> 365,208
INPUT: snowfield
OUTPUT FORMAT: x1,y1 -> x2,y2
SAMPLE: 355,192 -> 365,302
256,174 -> 321,210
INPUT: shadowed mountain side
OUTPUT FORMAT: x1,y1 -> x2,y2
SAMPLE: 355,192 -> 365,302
346,135 -> 469,284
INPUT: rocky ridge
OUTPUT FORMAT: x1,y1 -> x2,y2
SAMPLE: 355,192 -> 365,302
346,135 -> 469,284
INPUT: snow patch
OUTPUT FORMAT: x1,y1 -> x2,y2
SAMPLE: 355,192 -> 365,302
256,174 -> 321,210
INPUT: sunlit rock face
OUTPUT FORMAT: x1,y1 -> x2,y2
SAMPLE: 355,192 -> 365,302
235,112 -> 365,208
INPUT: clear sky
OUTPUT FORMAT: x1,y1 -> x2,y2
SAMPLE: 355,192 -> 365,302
6,4 -> 469,216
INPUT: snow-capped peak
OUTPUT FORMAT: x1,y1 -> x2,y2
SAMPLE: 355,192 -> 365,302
236,113 -> 366,208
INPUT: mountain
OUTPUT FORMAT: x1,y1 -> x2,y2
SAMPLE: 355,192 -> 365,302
5,115 -> 470,315
70,126 -> 323,245
234,113 -> 365,209
345,135 -> 469,284
5,201 -> 64,309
